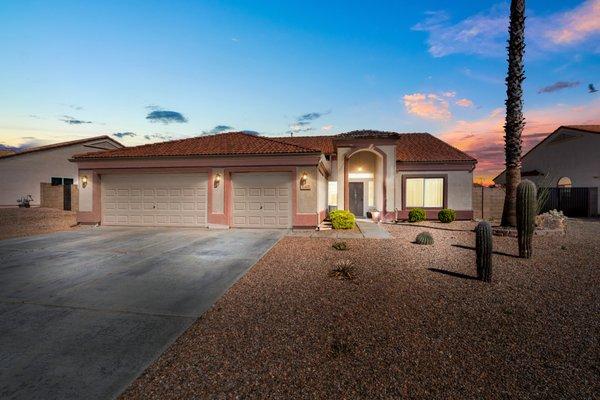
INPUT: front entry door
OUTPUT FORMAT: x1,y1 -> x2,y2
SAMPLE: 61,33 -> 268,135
349,182 -> 364,217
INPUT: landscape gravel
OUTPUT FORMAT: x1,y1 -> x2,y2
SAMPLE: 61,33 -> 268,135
121,219 -> 599,399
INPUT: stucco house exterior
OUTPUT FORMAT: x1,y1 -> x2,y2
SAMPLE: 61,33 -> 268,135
494,125 -> 600,215
71,130 -> 476,228
0,136 -> 123,207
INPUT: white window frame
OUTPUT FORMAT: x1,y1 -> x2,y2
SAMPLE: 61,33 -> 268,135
403,176 -> 446,209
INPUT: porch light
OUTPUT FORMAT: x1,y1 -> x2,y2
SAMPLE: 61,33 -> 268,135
299,171 -> 310,190
214,173 -> 221,188
81,175 -> 88,188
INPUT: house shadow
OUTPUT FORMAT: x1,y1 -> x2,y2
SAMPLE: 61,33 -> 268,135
452,244 -> 520,259
427,268 -> 478,281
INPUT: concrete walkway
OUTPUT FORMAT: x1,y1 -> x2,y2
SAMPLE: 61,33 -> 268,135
0,227 -> 284,400
355,220 -> 392,239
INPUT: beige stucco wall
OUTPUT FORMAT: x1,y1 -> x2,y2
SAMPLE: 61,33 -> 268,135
395,170 -> 473,211
0,140 -> 120,207
212,168 -> 225,213
380,145 -> 396,213
297,166 -> 318,213
317,168 -> 327,213
495,128 -> 600,213
336,147 -> 351,209
78,169 -> 94,212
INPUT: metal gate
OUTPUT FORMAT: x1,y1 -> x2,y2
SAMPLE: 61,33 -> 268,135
539,187 -> 590,217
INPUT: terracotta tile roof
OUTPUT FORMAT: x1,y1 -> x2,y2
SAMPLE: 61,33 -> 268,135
0,135 -> 123,159
73,131 -> 320,159
278,136 -> 336,155
562,125 -> 600,134
395,133 -> 476,163
72,130 -> 475,163
336,130 -> 400,139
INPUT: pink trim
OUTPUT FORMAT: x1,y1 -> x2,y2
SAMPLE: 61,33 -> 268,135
77,172 -> 101,224
396,209 -> 473,220
397,162 -> 476,172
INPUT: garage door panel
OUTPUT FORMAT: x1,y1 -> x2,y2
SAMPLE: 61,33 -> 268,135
102,173 -> 208,227
232,172 -> 291,228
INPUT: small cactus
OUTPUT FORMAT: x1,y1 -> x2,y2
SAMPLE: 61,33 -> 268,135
516,180 -> 536,258
475,221 -> 492,282
332,241 -> 348,251
415,231 -> 434,245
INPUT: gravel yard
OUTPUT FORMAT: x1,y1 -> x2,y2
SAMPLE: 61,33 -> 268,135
121,219 -> 599,399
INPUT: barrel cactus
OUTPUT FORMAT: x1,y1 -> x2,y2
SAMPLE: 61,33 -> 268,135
475,221 -> 492,282
516,180 -> 536,258
415,231 -> 434,245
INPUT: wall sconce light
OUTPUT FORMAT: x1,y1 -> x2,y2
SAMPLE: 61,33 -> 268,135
214,173 -> 221,188
81,175 -> 88,188
300,171 -> 310,190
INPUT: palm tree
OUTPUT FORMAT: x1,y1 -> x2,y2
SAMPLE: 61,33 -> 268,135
501,0 -> 526,227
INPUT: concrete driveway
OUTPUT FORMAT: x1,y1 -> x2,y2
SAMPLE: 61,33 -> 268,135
0,227 -> 284,400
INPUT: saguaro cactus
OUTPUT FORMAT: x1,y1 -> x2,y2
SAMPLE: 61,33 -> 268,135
475,221 -> 493,282
516,179 -> 536,258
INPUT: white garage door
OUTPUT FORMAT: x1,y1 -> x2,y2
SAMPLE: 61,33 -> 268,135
232,172 -> 291,228
102,173 -> 208,226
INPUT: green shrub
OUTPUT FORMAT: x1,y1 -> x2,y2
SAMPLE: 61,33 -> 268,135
437,208 -> 456,223
332,241 -> 348,250
408,208 -> 426,222
415,231 -> 434,245
329,210 -> 356,229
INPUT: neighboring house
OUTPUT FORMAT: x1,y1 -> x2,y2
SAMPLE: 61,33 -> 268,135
494,125 -> 600,215
71,130 -> 476,228
0,136 -> 123,207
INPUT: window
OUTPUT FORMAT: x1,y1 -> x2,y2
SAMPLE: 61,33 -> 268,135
557,177 -> 572,188
328,181 -> 337,206
63,178 -> 74,186
51,177 -> 63,186
405,177 -> 444,208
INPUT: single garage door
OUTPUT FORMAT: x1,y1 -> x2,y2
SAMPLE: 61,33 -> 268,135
102,173 -> 208,226
232,172 -> 291,228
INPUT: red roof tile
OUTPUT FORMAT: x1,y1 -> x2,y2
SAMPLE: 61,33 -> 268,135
72,130 -> 476,163
73,131 -> 319,159
395,133 -> 476,163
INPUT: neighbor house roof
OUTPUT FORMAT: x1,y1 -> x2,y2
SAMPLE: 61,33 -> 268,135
73,131 -> 320,159
562,125 -> 600,134
72,130 -> 476,163
0,135 -> 123,159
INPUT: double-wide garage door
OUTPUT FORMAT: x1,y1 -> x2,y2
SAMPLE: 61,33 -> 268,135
102,173 -> 208,226
232,172 -> 291,228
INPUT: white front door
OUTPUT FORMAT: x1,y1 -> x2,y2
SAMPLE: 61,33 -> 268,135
232,172 -> 292,228
102,173 -> 208,226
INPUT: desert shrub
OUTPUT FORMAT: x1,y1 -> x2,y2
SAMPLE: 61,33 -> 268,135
328,260 -> 355,280
437,208 -> 456,223
329,210 -> 355,229
415,231 -> 434,245
332,241 -> 348,250
408,208 -> 426,222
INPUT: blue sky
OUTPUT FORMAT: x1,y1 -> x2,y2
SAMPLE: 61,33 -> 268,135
1,0 -> 599,181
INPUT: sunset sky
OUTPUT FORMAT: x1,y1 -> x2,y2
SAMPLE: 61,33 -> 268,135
1,0 -> 599,183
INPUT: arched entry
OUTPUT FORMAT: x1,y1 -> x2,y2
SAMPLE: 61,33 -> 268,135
344,147 -> 386,217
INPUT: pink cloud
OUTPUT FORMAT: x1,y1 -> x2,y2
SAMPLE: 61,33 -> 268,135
403,93 -> 452,120
456,98 -> 474,107
439,99 -> 600,184
545,0 -> 600,44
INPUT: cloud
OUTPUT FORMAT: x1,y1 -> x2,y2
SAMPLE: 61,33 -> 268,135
202,125 -> 235,135
143,133 -> 173,141
113,132 -> 136,138
241,130 -> 260,136
538,81 -> 581,94
146,110 -> 187,124
414,1 -> 600,58
60,115 -> 92,124
298,111 -> 330,122
544,0 -> 600,44
439,98 -> 600,184
0,137 -> 52,153
456,98 -> 474,107
403,93 -> 452,120
286,110 -> 331,136
321,124 -> 334,132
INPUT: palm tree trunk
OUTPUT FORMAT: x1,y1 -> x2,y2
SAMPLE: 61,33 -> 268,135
501,0 -> 526,227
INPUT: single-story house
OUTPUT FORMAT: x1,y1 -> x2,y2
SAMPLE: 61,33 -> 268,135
72,130 -> 476,228
0,136 -> 123,207
494,125 -> 599,215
